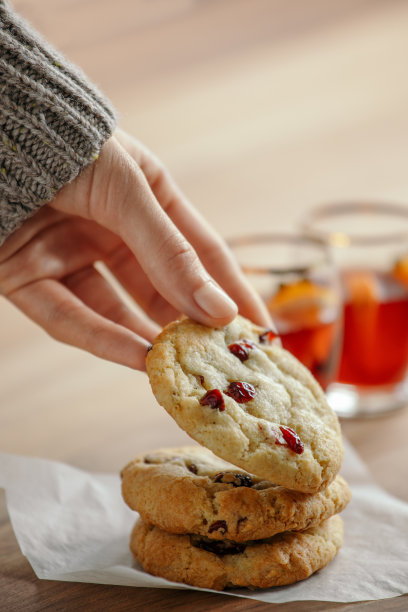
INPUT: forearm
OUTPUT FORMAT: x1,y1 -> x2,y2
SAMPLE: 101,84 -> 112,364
0,0 -> 116,245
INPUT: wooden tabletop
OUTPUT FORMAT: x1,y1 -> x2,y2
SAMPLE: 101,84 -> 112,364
2,0 -> 408,609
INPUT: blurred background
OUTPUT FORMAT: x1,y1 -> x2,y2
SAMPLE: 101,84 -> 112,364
2,0 -> 408,488
14,0 -> 408,231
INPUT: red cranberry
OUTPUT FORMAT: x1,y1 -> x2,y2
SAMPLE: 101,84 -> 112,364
199,375 -> 205,385
228,343 -> 249,362
199,389 -> 225,411
228,339 -> 256,362
279,426 -> 304,454
226,381 -> 256,403
208,520 -> 228,534
259,330 -> 278,344
187,464 -> 198,474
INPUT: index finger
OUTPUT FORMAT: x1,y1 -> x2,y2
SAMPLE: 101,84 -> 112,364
130,140 -> 274,328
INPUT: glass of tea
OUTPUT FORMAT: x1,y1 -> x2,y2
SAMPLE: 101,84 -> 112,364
301,201 -> 408,417
229,233 -> 343,391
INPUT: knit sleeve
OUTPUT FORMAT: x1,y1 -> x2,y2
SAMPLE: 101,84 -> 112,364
0,0 -> 116,246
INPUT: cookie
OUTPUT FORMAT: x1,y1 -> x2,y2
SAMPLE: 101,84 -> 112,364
146,315 -> 343,493
130,514 -> 344,590
121,446 -> 351,541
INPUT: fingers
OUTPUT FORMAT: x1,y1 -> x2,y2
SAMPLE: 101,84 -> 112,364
115,131 -> 274,329
63,263 -> 161,341
49,135 -> 270,330
8,279 -> 152,370
166,200 -> 274,329
53,138 -> 238,328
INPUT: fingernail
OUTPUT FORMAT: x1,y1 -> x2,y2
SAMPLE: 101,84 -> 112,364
193,281 -> 238,319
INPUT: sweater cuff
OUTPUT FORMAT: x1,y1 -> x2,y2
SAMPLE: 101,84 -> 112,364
0,1 -> 117,245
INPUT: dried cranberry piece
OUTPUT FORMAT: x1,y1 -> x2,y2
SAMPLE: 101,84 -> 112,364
190,535 -> 246,556
199,375 -> 205,385
213,472 -> 253,488
187,463 -> 198,474
228,339 -> 256,362
279,426 -> 304,454
259,329 -> 278,344
226,381 -> 256,403
199,389 -> 225,411
208,520 -> 228,534
228,343 -> 249,361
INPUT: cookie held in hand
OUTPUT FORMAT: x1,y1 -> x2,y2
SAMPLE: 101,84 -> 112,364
131,515 -> 344,590
121,446 -> 351,542
146,315 -> 343,493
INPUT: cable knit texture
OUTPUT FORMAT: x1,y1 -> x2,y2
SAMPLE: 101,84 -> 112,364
0,0 -> 116,245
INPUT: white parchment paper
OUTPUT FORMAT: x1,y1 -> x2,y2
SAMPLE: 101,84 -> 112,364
0,440 -> 407,603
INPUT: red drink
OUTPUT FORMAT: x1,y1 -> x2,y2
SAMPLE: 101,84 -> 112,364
338,270 -> 408,387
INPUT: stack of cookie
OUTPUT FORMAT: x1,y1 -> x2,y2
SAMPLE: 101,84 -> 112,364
121,315 -> 350,590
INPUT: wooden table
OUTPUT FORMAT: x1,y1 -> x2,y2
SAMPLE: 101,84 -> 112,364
1,0 -> 408,609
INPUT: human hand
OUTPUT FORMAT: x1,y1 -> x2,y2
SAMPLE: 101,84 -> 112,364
0,130 -> 272,370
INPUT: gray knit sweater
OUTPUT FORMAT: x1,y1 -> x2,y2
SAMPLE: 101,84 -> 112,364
0,0 -> 116,246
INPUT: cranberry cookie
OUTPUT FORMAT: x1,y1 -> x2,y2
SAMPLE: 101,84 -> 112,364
130,514 -> 344,590
122,446 -> 351,542
146,315 -> 343,493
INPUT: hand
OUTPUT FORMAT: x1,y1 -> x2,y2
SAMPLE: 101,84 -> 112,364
0,130 -> 272,370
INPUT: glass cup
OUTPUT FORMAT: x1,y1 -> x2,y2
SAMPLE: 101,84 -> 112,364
301,201 -> 408,418
229,233 -> 343,391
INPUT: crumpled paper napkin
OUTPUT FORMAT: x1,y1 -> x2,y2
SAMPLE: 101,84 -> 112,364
0,439 -> 407,603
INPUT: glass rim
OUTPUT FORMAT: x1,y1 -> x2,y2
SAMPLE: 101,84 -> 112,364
227,232 -> 331,275
300,201 -> 408,246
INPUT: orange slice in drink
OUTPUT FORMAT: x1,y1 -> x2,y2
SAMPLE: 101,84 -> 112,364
342,270 -> 379,303
392,255 -> 408,287
267,279 -> 336,328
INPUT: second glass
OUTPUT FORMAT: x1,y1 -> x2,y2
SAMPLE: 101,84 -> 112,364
229,233 -> 343,390
301,201 -> 408,417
